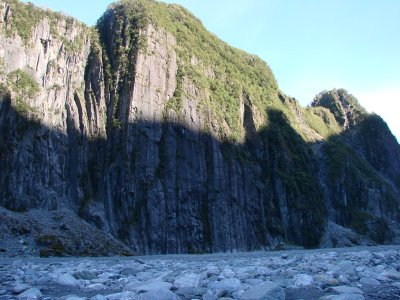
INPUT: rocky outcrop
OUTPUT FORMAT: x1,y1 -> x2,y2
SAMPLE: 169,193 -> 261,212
312,89 -> 367,129
0,0 -> 399,256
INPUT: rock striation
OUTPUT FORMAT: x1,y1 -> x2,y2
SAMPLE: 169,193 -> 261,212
0,0 -> 399,255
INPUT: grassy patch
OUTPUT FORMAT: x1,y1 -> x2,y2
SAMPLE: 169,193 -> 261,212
7,69 -> 39,98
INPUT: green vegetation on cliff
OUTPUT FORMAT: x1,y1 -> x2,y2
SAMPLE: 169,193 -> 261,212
6,69 -> 39,118
101,0 -> 279,141
2,0 -> 89,51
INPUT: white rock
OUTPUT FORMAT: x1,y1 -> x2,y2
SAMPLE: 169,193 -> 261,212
222,268 -> 236,278
237,272 -> 251,281
85,283 -> 106,291
355,266 -> 365,272
174,273 -> 203,288
202,289 -> 217,300
65,296 -> 86,300
381,269 -> 400,280
236,267 -> 255,281
13,283 -> 31,294
328,294 -> 365,300
333,261 -> 355,276
124,280 -> 172,292
359,277 -> 380,286
206,265 -> 220,276
73,270 -> 97,280
208,278 -> 242,292
331,286 -> 363,294
293,274 -> 313,287
244,279 -> 264,286
91,295 -> 107,300
361,270 -> 390,282
137,289 -> 179,300
254,267 -> 272,276
106,291 -> 137,300
240,282 -> 285,300
313,274 -> 339,286
17,288 -> 42,299
135,271 -> 154,281
55,273 -> 80,287
338,275 -> 350,285
97,272 -> 115,279
392,282 -> 400,288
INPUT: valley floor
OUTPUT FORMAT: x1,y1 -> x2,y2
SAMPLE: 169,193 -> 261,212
1,246 -> 400,299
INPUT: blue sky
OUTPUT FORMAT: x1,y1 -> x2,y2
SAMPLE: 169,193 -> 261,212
22,0 -> 400,141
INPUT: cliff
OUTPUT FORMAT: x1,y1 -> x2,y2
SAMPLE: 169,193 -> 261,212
0,0 -> 399,256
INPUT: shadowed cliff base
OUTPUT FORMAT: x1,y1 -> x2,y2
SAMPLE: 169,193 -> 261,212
1,92 -> 399,256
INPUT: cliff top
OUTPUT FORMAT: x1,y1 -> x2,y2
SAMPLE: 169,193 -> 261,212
311,89 -> 368,128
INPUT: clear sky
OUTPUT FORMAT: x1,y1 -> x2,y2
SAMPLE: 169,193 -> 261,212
22,0 -> 400,141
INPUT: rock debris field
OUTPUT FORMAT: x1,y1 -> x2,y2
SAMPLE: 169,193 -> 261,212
1,246 -> 400,300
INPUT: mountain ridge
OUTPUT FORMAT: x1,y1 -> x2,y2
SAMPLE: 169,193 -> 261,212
0,0 -> 399,256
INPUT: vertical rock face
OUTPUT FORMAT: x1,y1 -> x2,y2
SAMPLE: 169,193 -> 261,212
0,0 -> 399,255
0,0 -> 104,212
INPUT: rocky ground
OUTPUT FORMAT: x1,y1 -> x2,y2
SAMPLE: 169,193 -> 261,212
1,246 -> 400,300
0,207 -> 133,257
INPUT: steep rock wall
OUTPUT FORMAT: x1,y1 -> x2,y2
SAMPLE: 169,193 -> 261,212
0,0 -> 399,255
0,0 -> 106,213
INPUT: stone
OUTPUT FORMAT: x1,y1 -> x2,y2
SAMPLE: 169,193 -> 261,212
337,275 -> 350,285
333,261 -> 355,276
206,265 -> 220,276
0,290 -> 7,296
91,295 -> 107,300
17,288 -> 42,299
392,282 -> 400,288
245,279 -> 264,286
121,267 -> 144,276
98,272 -> 117,279
236,267 -> 254,281
174,273 -> 203,288
73,270 -> 97,280
208,278 -> 242,293
240,282 -> 285,300
13,283 -> 31,294
135,259 -> 146,264
135,272 -> 154,281
176,287 -> 207,298
293,274 -> 313,287
355,266 -> 365,272
359,277 -> 380,286
360,270 -> 389,282
313,274 -> 339,286
85,283 -> 106,291
124,280 -> 172,292
106,291 -> 137,300
373,259 -> 382,265
237,272 -> 251,281
331,286 -> 363,294
65,297 -> 86,300
328,294 -> 365,300
55,273 -> 80,287
382,269 -> 400,280
222,268 -> 236,278
137,289 -> 179,300
202,289 -> 217,300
